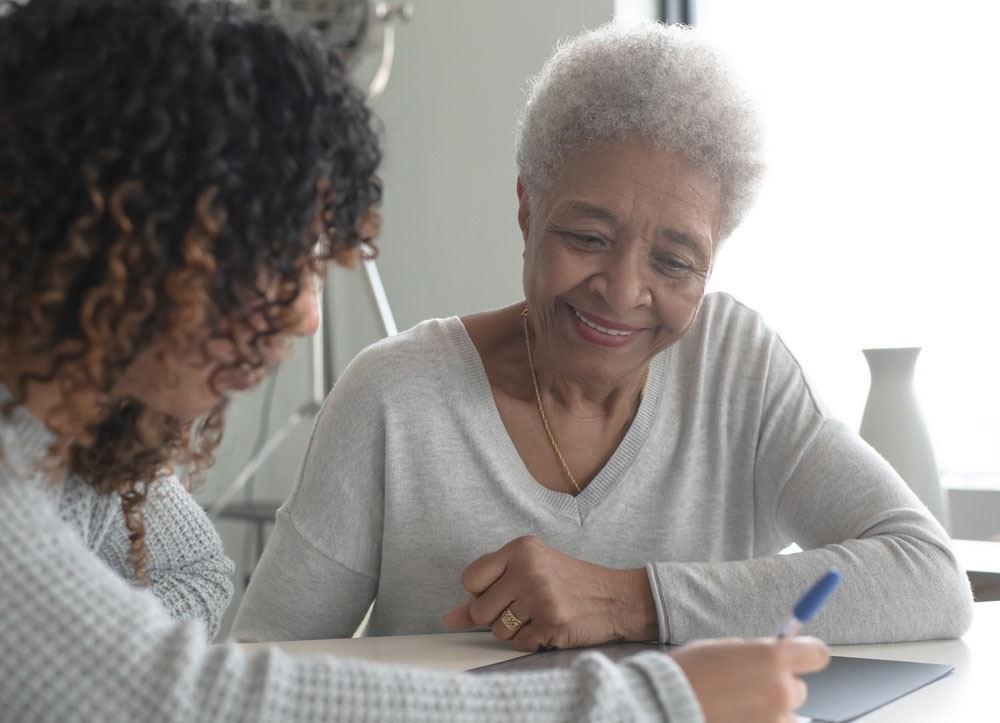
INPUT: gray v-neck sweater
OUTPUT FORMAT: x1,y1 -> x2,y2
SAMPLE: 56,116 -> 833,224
0,393 -> 700,721
235,293 -> 972,646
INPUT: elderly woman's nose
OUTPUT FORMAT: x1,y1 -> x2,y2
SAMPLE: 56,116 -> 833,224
588,250 -> 653,311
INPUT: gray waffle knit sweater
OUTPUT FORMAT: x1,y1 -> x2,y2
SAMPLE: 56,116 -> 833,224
235,293 -> 973,646
0,387 -> 703,722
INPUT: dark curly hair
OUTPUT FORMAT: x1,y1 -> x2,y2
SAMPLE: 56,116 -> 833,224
0,0 -> 382,582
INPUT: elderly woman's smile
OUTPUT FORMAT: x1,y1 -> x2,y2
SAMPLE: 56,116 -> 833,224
519,136 -> 722,384
570,306 -> 644,343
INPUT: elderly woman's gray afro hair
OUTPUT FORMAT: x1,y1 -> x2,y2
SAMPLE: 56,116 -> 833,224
515,21 -> 765,243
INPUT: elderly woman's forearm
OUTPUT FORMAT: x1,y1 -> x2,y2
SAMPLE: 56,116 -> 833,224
646,533 -> 972,645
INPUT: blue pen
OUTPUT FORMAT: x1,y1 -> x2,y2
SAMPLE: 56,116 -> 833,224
777,568 -> 841,639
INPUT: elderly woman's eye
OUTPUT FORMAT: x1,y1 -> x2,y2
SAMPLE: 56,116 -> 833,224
656,256 -> 693,273
569,232 -> 604,245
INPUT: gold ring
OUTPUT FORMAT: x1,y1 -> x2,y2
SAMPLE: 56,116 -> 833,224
500,606 -> 522,632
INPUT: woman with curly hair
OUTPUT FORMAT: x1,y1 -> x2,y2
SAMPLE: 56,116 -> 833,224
0,0 -> 827,721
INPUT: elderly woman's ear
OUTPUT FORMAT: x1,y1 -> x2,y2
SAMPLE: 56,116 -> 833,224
516,177 -> 532,243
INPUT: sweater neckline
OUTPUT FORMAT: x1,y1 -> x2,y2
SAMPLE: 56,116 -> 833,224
0,382 -> 59,483
444,317 -> 665,523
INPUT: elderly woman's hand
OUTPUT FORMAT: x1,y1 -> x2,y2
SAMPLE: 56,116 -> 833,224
441,535 -> 659,650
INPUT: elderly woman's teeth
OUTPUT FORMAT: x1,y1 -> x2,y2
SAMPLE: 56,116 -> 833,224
574,309 -> 634,336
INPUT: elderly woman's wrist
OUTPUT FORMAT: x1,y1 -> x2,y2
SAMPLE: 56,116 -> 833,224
615,567 -> 661,642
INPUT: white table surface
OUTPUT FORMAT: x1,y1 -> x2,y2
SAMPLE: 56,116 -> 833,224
238,601 -> 1000,721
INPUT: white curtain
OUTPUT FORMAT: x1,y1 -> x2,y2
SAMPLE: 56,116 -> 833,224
699,0 -> 1000,485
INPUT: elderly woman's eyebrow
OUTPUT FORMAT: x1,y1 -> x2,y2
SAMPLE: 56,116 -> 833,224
561,199 -> 619,221
662,228 -> 712,265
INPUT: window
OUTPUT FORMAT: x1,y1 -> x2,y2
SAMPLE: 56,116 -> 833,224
698,0 -> 1000,488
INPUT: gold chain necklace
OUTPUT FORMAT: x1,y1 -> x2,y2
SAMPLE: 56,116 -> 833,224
521,306 -> 649,494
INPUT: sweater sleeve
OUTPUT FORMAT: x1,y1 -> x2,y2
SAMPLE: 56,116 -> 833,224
232,343 -> 389,642
647,419 -> 973,644
231,507 -> 379,642
646,317 -> 973,645
1,477 -> 702,723
97,474 -> 234,639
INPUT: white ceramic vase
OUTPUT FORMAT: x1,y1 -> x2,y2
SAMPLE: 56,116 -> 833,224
859,347 -> 951,531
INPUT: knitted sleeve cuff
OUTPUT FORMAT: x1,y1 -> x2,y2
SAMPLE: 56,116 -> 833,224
646,562 -> 671,645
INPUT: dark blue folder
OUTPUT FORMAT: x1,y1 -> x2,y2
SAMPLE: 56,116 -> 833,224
470,641 -> 953,722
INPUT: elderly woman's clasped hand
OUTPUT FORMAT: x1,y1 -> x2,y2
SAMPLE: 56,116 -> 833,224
442,535 -> 658,650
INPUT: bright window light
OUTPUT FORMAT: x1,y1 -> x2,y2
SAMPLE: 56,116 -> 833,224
698,0 -> 1000,487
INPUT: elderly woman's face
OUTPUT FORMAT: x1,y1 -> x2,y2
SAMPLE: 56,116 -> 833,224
519,137 -> 721,384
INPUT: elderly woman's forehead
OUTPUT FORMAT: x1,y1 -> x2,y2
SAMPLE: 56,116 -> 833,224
516,21 -> 764,243
548,139 -> 721,197
533,139 -> 723,246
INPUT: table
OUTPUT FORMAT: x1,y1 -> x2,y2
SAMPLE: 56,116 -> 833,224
238,601 -> 1000,721
817,601 -> 999,721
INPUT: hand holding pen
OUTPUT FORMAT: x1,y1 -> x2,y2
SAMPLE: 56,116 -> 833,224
671,570 -> 838,722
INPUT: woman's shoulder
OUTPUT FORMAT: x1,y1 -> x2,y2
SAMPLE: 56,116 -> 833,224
696,291 -> 769,328
332,316 -> 470,398
684,292 -> 779,353
347,316 -> 464,369
676,292 -> 805,381
681,292 -> 828,414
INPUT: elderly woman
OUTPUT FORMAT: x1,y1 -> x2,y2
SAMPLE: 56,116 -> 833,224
234,22 -> 973,651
